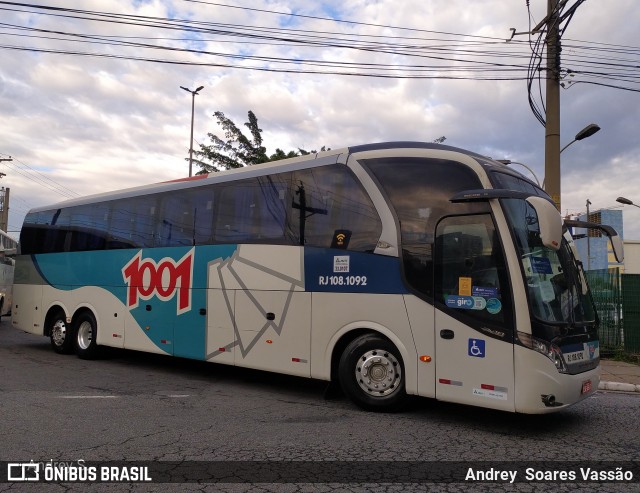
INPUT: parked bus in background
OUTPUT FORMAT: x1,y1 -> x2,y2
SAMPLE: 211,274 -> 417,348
0,229 -> 16,321
11,142 -> 623,413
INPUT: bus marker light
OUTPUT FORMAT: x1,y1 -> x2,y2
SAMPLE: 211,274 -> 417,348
419,355 -> 431,363
218,347 -> 226,352
144,326 -> 150,331
266,340 -> 273,344
439,378 -> 463,386
482,383 -> 508,393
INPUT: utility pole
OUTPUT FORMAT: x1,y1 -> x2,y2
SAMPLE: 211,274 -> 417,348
180,86 -> 204,177
0,157 -> 9,232
586,199 -> 591,270
544,0 -> 562,211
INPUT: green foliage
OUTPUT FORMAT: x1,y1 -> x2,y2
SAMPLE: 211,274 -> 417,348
194,110 -> 329,174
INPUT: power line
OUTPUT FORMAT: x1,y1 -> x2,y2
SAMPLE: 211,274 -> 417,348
0,153 -> 81,199
0,1 -> 637,86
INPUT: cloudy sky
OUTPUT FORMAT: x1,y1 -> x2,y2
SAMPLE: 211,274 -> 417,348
1,0 -> 639,240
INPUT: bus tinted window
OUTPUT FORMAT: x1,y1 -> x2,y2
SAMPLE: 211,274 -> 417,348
491,171 -> 542,195
19,164 -> 381,254
364,158 -> 489,299
293,166 -> 381,251
215,176 -> 289,244
109,196 -> 157,249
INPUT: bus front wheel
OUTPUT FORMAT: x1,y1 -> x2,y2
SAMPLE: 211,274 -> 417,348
49,312 -> 74,354
338,334 -> 406,412
73,312 -> 99,360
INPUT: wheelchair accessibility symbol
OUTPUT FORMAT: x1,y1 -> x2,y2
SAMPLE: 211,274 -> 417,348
468,338 -> 485,358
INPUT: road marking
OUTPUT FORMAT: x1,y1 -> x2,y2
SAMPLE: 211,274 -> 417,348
58,395 -> 118,399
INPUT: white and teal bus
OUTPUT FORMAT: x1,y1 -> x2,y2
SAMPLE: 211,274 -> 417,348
0,229 -> 17,321
12,142 -> 622,413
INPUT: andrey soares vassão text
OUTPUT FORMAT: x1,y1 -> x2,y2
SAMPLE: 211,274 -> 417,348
465,467 -> 634,483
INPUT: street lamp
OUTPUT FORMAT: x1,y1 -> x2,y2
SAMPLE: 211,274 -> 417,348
560,123 -> 601,154
180,85 -> 204,177
616,196 -> 640,209
543,123 -> 601,191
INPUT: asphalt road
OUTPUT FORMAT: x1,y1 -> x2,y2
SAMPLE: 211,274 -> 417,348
0,320 -> 638,493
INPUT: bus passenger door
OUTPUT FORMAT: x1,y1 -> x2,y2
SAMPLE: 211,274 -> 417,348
433,214 -> 515,411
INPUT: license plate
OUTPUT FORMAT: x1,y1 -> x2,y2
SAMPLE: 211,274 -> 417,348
565,351 -> 585,363
581,380 -> 592,394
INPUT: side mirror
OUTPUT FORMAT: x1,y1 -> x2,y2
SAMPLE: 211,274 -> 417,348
564,219 -> 624,263
449,189 -> 563,251
610,235 -> 624,263
526,196 -> 562,251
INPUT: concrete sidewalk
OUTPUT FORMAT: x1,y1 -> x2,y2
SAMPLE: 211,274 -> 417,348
599,359 -> 640,393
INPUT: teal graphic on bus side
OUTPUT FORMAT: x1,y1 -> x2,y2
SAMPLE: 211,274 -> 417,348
32,244 -> 237,359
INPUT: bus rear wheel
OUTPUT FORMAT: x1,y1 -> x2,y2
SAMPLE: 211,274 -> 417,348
338,334 -> 406,412
49,312 -> 74,354
73,312 -> 99,360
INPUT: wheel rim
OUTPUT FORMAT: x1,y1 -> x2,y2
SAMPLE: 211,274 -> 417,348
355,349 -> 402,397
77,321 -> 93,350
51,320 -> 67,347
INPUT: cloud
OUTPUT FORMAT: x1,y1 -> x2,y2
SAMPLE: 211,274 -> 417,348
0,0 -> 638,244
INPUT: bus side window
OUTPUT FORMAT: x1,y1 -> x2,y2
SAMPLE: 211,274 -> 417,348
192,188 -> 215,245
434,214 -> 513,332
158,194 -> 196,247
108,196 -> 157,249
214,177 -> 288,244
292,165 -> 381,251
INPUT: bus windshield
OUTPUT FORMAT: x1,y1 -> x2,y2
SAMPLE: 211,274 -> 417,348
501,197 -> 595,325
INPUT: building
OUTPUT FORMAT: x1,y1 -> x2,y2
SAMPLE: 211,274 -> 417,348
572,209 -> 623,272
623,240 -> 640,274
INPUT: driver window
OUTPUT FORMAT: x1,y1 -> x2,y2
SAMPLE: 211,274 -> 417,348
435,214 -> 513,332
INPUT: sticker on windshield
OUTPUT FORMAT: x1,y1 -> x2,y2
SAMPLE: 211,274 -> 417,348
531,256 -> 553,274
446,295 -> 486,310
472,286 -> 499,298
486,298 -> 502,315
458,277 -> 472,296
586,341 -> 599,360
539,280 -> 555,302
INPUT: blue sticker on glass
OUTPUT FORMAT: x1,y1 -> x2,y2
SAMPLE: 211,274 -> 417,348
486,298 -> 502,315
445,295 -> 475,309
472,286 -> 499,298
531,256 -> 553,274
468,339 -> 485,358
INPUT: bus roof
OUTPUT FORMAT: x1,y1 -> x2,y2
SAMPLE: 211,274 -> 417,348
26,142 -> 493,214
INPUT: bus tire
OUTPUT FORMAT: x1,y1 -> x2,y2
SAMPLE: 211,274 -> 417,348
73,312 -> 99,360
49,311 -> 74,355
338,334 -> 406,412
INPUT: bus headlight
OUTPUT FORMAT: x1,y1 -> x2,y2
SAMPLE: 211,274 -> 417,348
518,332 -> 568,374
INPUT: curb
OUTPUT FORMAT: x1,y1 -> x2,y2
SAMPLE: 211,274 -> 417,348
598,381 -> 640,393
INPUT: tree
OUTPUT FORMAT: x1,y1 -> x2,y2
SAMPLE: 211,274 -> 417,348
194,110 -> 329,174
194,110 -> 267,173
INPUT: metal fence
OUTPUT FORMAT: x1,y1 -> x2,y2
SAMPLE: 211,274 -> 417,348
586,268 -> 640,354
621,273 -> 640,354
